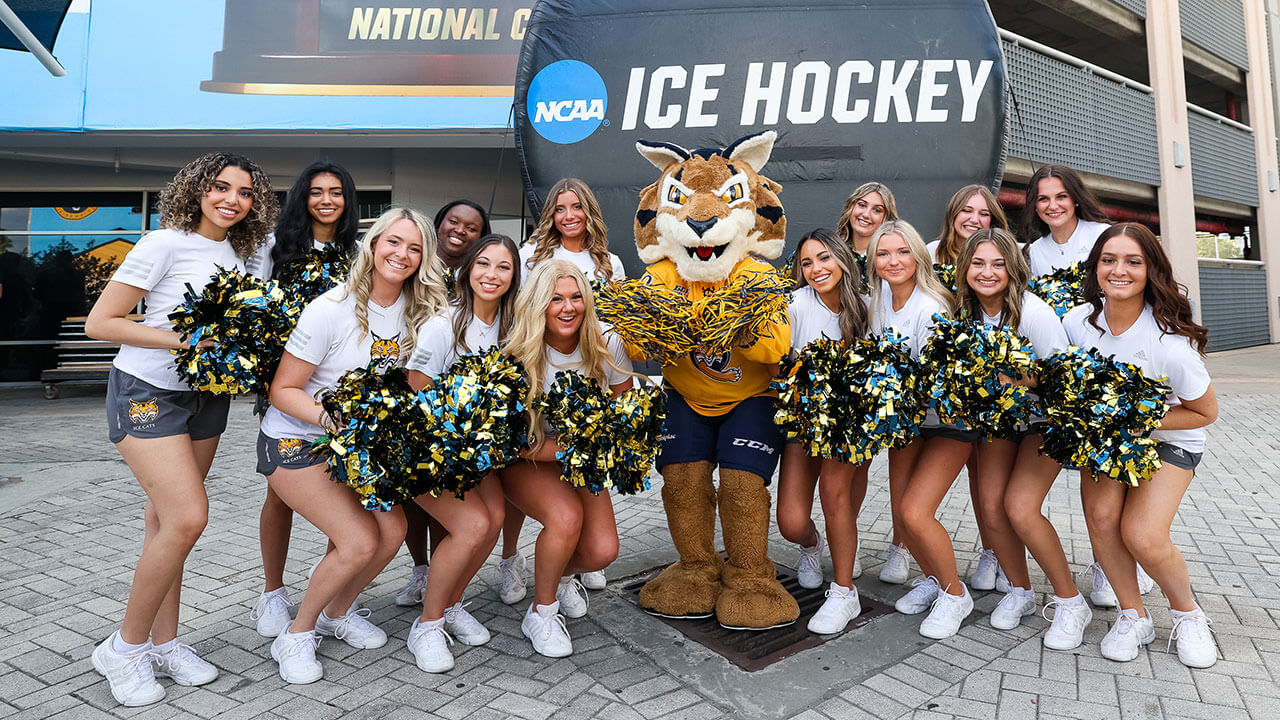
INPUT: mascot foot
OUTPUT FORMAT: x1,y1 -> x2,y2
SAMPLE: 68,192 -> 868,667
715,469 -> 800,630
639,461 -> 724,619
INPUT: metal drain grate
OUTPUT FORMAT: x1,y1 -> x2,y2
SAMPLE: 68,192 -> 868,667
625,566 -> 895,672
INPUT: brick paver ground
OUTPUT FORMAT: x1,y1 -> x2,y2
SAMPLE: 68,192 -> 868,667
1,345 -> 1277,719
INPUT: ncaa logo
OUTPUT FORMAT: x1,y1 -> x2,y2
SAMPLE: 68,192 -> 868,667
527,60 -> 608,144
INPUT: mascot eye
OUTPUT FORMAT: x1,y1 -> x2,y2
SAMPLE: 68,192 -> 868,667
720,183 -> 744,204
667,186 -> 688,206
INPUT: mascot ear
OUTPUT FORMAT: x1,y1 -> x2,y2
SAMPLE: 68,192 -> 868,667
724,130 -> 777,173
636,140 -> 690,172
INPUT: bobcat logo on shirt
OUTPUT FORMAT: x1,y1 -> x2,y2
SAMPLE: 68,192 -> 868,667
277,438 -> 304,459
370,330 -> 402,373
691,350 -> 742,383
128,398 -> 159,425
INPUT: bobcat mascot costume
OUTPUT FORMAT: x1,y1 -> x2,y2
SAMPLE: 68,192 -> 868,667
633,130 -> 799,630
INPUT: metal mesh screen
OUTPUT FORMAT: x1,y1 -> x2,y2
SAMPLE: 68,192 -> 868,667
1003,40 -> 1159,185
1199,264 -> 1271,350
1110,0 -> 1146,17
1189,112 -> 1258,205
1180,0 -> 1249,69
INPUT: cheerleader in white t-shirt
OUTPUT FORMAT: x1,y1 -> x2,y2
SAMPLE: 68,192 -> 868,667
1066,223 -> 1219,669
776,229 -> 874,635
503,179 -> 625,598
85,152 -> 277,707
862,221 -> 953,594
951,228 -> 1094,649
396,233 -> 520,672
257,208 -> 447,684
501,261 -> 637,658
1020,165 -> 1111,278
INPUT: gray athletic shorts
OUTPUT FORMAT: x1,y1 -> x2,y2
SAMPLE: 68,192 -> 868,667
106,367 -> 229,443
256,430 -> 326,476
1157,442 -> 1202,471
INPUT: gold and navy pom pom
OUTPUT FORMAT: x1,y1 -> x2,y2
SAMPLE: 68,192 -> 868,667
594,279 -> 696,363
275,243 -> 351,313
169,267 -> 292,395
412,349 -> 529,498
537,371 -> 665,495
776,250 -> 797,284
1034,346 -> 1169,487
1029,263 -> 1087,317
313,365 -> 423,511
694,270 -> 791,353
774,333 -> 928,461
918,317 -> 1036,438
933,263 -> 958,293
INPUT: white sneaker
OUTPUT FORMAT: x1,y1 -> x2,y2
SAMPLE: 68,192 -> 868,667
407,618 -> 455,673
443,602 -> 491,646
1137,564 -> 1155,594
1100,608 -> 1155,662
1169,608 -> 1218,668
970,549 -> 998,591
151,640 -> 218,686
879,543 -> 910,585
895,576 -> 941,615
522,602 -> 573,658
270,629 -> 323,684
556,576 -> 588,618
796,533 -> 825,590
807,582 -> 862,634
498,554 -> 527,605
315,606 -> 387,649
919,583 -> 974,639
990,588 -> 1036,630
251,588 -> 294,637
995,565 -> 1011,593
1043,595 -> 1093,650
852,541 -> 863,580
1088,563 -> 1117,608
91,633 -> 164,707
579,570 -> 607,591
395,564 -> 429,607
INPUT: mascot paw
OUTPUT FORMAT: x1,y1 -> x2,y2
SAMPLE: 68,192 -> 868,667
714,563 -> 800,630
639,559 -> 723,619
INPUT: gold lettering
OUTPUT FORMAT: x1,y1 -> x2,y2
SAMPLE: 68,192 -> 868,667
348,7 -> 372,40
442,8 -> 465,39
511,8 -> 530,40
369,7 -> 392,39
391,8 -> 412,39
484,8 -> 499,40
462,8 -> 483,40
419,8 -> 441,39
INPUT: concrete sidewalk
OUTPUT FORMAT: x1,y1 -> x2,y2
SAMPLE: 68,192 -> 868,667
1,344 -> 1278,720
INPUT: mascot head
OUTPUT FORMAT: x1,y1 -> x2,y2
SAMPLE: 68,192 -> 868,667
634,131 -> 785,283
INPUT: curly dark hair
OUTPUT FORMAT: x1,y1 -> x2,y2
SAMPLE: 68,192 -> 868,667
271,161 -> 359,275
1082,222 -> 1208,354
1019,164 -> 1109,243
159,152 -> 277,260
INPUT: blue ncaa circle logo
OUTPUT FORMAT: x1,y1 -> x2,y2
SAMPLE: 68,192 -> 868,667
527,60 -> 608,144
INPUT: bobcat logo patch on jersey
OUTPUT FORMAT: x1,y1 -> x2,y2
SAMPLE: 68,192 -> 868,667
277,438 -> 304,459
691,351 -> 742,383
370,330 -> 402,373
128,398 -> 159,425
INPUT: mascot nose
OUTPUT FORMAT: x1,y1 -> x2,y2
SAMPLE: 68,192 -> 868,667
686,217 -> 717,237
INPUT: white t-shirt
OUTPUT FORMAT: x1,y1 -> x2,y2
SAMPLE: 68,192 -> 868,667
406,306 -> 501,378
788,285 -> 843,350
981,292 -> 1068,360
518,243 -> 626,286
1027,219 -> 1110,277
245,232 -> 276,281
111,228 -> 246,391
540,330 -> 634,435
259,286 -> 409,441
926,240 -> 940,263
1063,303 -> 1212,453
872,285 -> 946,360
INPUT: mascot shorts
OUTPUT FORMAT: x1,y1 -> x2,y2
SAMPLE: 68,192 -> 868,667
658,388 -> 782,483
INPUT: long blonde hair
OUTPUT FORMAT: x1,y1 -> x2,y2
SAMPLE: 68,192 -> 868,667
866,219 -> 953,323
954,228 -> 1029,330
835,181 -> 899,252
504,261 -> 631,447
525,178 -> 615,281
342,207 -> 448,359
934,185 -> 1010,266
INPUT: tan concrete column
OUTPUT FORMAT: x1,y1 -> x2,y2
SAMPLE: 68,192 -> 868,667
1249,0 -> 1280,342
1145,0 -> 1202,317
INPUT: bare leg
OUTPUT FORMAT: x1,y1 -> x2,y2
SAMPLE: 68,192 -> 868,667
899,437 -> 973,594
974,439 -> 1026,589
819,460 -> 867,587
402,502 -> 432,566
887,439 -> 924,548
415,490 -> 496,621
1004,435 -> 1078,597
444,473 -> 505,607
500,462 -> 583,606
777,444 -> 820,547
501,502 -> 526,558
1080,470 -> 1144,614
259,486 -> 293,592
1119,464 -> 1197,611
